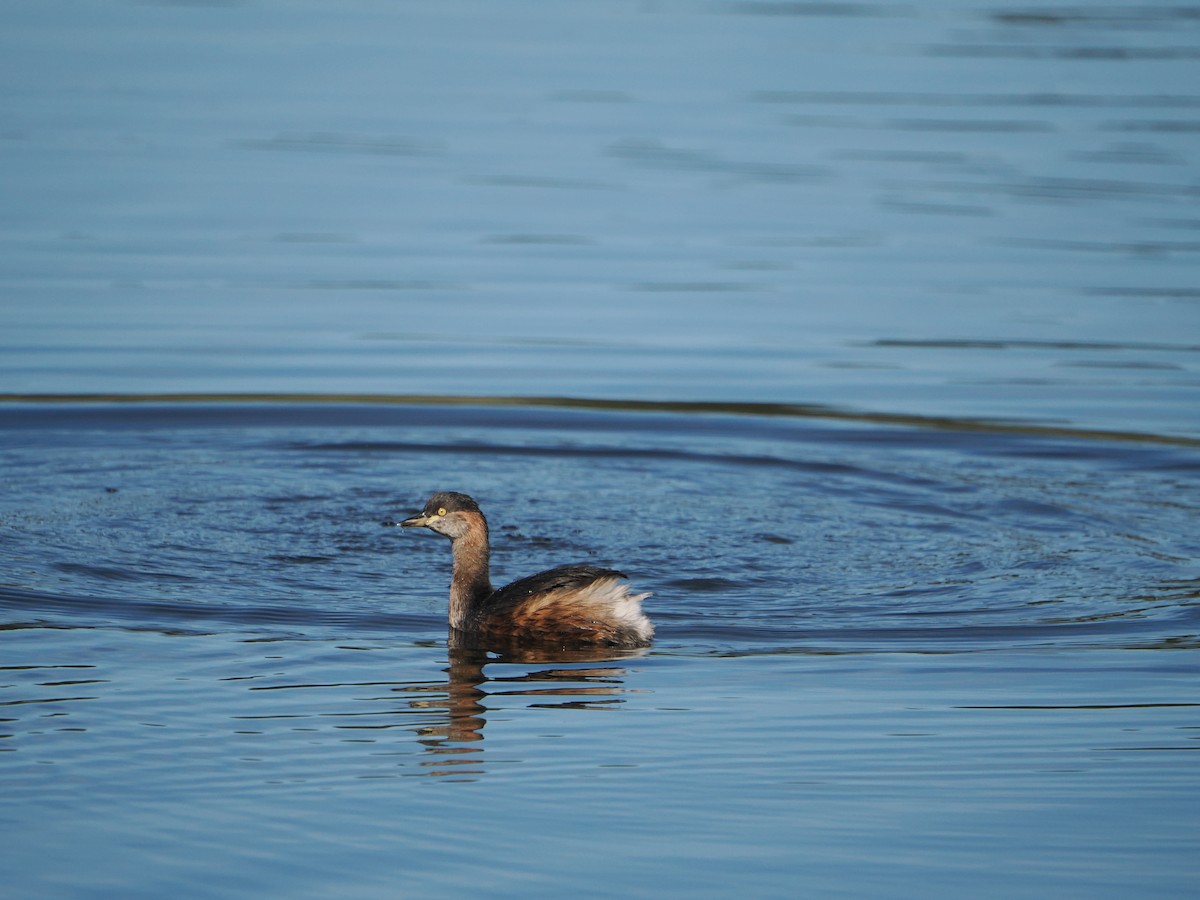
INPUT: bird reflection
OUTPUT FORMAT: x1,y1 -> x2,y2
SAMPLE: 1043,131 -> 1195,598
394,643 -> 647,779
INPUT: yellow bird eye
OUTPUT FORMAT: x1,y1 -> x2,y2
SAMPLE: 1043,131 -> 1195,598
437,507 -> 447,517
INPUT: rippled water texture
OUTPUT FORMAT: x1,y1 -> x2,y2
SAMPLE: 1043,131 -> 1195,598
3,403 -> 1199,653
2,1 -> 1199,439
2,1 -> 1199,897
2,403 -> 1199,897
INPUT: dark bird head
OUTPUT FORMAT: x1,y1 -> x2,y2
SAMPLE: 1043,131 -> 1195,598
395,491 -> 485,539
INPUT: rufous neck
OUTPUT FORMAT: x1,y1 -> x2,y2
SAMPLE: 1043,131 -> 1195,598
448,513 -> 492,629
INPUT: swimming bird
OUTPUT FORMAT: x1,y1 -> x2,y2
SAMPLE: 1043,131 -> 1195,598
392,492 -> 653,649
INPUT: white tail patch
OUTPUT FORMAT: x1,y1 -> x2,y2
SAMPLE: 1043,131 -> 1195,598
524,576 -> 654,643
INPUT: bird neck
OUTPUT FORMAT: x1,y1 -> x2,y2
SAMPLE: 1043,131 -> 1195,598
448,513 -> 493,630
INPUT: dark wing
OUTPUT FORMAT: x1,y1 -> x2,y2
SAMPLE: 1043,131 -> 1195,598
466,564 -> 651,649
485,564 -> 626,611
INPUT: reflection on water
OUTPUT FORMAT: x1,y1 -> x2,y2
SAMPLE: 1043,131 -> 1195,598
4,619 -> 1197,897
2,0 -> 1199,894
401,648 -> 643,779
0,628 -> 645,787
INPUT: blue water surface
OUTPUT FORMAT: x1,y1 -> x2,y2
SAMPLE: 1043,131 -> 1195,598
2,2 -> 1199,897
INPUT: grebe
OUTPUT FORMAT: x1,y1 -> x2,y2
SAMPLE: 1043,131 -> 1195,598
393,492 -> 653,648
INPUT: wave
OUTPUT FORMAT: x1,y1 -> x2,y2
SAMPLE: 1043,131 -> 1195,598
3,392 -> 1197,448
0,584 -> 442,638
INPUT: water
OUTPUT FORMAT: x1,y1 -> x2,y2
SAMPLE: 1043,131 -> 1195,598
4,1 -> 1199,439
3,403 -> 1198,898
2,1 -> 1200,897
